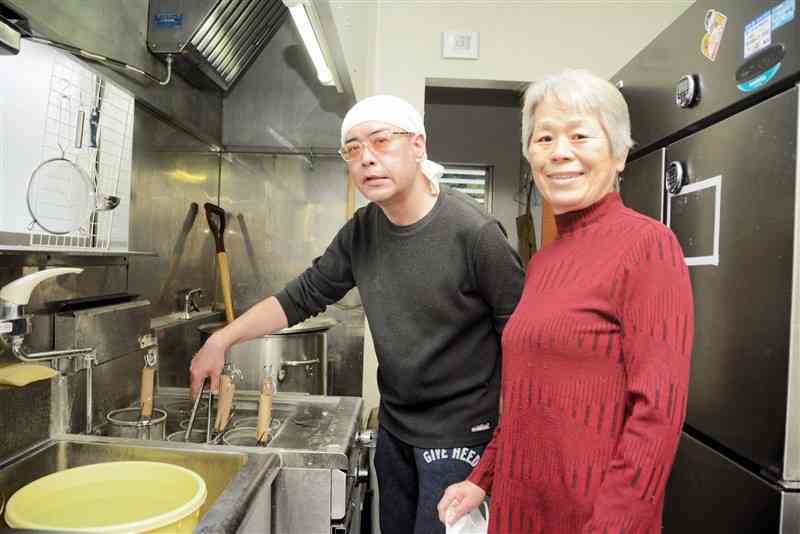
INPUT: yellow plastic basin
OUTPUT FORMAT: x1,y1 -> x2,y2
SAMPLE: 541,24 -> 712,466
5,461 -> 207,533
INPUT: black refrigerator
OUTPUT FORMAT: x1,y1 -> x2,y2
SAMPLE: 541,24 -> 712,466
613,1 -> 800,531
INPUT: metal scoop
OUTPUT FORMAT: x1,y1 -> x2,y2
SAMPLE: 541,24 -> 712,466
94,193 -> 121,211
184,376 -> 209,442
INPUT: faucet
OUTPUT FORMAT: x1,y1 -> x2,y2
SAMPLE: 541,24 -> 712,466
181,288 -> 204,319
0,268 -> 97,434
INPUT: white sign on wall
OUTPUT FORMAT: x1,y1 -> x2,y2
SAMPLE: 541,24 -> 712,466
442,31 -> 479,59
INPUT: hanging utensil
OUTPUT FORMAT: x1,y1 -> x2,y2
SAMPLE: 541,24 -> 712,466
213,364 -> 236,438
204,202 -> 239,441
157,202 -> 200,306
184,376 -> 208,442
139,351 -> 157,420
256,365 -> 274,445
204,202 -> 235,324
26,145 -> 120,235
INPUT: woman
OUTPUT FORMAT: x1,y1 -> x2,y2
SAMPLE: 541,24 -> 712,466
437,69 -> 693,533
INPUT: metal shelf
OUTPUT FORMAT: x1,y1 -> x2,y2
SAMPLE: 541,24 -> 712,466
0,245 -> 156,257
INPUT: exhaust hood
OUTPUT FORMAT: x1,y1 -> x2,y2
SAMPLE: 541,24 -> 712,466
147,0 -> 288,92
0,17 -> 20,55
0,4 -> 26,55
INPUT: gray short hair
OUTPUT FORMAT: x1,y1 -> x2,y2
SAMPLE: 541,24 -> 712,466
521,69 -> 634,160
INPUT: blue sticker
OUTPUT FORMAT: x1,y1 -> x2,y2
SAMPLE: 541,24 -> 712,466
772,0 -> 795,29
154,13 -> 183,28
737,62 -> 782,92
745,10 -> 772,57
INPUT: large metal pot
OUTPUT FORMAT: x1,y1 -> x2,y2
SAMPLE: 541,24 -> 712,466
222,426 -> 265,447
106,407 -> 167,440
198,317 -> 336,394
167,429 -> 207,443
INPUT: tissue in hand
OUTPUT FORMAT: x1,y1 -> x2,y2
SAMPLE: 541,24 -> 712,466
446,502 -> 489,534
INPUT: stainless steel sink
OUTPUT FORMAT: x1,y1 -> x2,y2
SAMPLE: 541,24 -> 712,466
0,434 -> 280,532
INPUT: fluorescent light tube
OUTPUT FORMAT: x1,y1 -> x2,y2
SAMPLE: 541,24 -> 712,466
0,18 -> 21,55
286,3 -> 334,86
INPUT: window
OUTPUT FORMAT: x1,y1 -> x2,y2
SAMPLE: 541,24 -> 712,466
440,164 -> 493,212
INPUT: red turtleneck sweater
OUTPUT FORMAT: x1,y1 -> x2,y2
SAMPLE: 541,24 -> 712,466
468,193 -> 693,534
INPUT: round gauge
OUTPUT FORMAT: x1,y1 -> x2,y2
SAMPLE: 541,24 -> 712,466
665,161 -> 685,194
675,75 -> 699,108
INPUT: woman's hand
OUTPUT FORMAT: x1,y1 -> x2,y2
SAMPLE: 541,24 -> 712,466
437,480 -> 486,526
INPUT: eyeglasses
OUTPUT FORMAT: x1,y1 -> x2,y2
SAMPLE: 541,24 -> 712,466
339,130 -> 413,162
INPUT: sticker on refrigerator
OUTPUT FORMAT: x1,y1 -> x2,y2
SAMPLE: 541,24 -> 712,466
745,10 -> 772,58
736,42 -> 784,92
772,0 -> 795,30
701,9 -> 727,62
666,175 -> 721,267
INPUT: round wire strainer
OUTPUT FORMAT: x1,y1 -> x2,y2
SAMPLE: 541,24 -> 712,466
26,155 -> 94,235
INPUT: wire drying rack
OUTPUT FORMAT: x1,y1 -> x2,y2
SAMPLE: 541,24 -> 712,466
28,52 -> 134,250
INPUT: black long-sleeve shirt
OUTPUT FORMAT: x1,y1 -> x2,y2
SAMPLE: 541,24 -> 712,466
276,187 -> 525,447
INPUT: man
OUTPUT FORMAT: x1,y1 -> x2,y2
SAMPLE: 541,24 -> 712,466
190,94 -> 524,534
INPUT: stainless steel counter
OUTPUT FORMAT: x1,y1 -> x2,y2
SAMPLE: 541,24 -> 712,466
153,387 -> 362,470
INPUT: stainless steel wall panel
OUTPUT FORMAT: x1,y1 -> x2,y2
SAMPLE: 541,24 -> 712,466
219,153 -> 364,396
128,105 -> 219,319
620,148 -> 665,222
219,153 -> 347,307
667,88 -> 798,478
325,304 -> 365,397
222,21 -> 354,149
153,310 -> 224,388
614,0 -> 800,157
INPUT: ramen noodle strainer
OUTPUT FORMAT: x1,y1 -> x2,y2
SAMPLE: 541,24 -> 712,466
26,147 -> 120,235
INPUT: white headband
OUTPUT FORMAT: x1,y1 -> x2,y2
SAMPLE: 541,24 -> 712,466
341,95 -> 443,194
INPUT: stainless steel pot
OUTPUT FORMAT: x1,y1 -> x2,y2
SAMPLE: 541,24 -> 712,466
106,407 -> 167,440
231,415 -> 282,432
198,317 -> 336,394
222,426 -> 265,447
167,429 -> 207,443
179,416 -> 210,430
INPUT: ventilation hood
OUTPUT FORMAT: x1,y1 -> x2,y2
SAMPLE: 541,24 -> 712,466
147,0 -> 288,92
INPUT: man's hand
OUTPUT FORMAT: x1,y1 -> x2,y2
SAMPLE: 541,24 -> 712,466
436,480 -> 486,526
189,334 -> 227,399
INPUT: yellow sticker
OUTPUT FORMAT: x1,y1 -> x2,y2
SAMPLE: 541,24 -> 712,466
701,9 -> 728,62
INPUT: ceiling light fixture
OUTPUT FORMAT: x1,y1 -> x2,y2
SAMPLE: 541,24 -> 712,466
282,0 -> 341,91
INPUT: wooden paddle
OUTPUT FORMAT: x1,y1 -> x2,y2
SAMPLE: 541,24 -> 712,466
204,202 -> 236,431
204,202 -> 235,324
